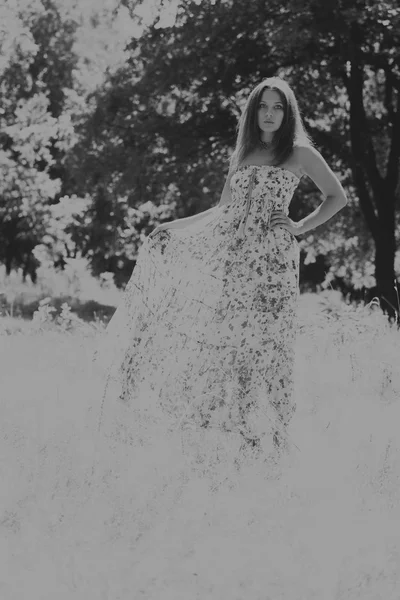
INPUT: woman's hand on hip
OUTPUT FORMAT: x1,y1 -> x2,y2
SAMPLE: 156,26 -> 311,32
269,211 -> 301,236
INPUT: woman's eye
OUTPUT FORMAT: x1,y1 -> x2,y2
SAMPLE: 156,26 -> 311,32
259,104 -> 283,110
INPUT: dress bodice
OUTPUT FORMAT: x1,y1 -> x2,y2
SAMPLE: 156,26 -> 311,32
227,164 -> 301,241
230,165 -> 300,210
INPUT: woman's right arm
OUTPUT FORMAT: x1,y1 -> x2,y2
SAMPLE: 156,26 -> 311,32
149,172 -> 232,238
164,206 -> 218,230
176,170 -> 234,224
149,203 -> 220,237
173,171 -> 233,227
151,173 -> 232,234
217,172 -> 233,207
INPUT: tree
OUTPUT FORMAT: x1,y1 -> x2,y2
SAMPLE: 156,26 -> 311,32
0,0 -> 79,278
272,0 -> 400,317
70,0 -> 400,318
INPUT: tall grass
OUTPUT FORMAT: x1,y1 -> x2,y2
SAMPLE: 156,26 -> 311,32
1,285 -> 399,599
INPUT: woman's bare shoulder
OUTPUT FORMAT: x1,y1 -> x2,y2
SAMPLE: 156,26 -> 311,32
290,144 -> 320,177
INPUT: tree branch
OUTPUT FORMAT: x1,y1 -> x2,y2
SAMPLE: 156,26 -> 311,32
386,86 -> 400,192
351,162 -> 380,243
346,30 -> 384,199
384,67 -> 396,124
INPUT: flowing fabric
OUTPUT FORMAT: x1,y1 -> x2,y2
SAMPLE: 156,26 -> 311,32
94,164 -> 301,456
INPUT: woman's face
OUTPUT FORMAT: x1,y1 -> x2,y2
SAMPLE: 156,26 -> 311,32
257,88 -> 285,136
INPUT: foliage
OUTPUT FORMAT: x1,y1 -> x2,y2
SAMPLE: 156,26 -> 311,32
0,0 -> 79,278
0,259 -> 120,322
72,0 -> 400,308
31,298 -> 87,332
1,0 -> 400,313
0,0 -> 133,281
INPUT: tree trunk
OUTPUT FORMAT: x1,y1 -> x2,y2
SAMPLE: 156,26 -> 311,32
374,191 -> 399,321
5,248 -> 13,277
345,38 -> 400,323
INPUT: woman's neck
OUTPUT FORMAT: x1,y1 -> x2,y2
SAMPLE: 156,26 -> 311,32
260,132 -> 274,144
258,146 -> 275,163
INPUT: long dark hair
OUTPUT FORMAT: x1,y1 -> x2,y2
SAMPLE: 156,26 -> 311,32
229,77 -> 313,173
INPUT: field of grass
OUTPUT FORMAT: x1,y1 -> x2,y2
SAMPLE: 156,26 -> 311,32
1,267 -> 400,599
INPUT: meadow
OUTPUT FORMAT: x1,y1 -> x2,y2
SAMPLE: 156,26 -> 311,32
1,263 -> 400,599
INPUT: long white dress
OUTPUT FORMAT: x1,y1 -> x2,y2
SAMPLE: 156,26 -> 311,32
95,164 -> 301,458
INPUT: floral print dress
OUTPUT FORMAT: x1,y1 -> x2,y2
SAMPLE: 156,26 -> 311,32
98,165 -> 301,452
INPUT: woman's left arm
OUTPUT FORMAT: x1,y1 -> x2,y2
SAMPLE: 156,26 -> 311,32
293,145 -> 348,236
270,146 -> 347,236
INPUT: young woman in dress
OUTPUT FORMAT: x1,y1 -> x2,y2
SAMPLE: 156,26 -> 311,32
144,77 -> 347,453
98,77 -> 347,458
151,78 -> 347,244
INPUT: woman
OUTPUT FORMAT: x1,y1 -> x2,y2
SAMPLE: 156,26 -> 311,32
97,76 -> 347,460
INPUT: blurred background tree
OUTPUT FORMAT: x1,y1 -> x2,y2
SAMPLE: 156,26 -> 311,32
1,0 -> 399,318
0,0 -> 78,279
